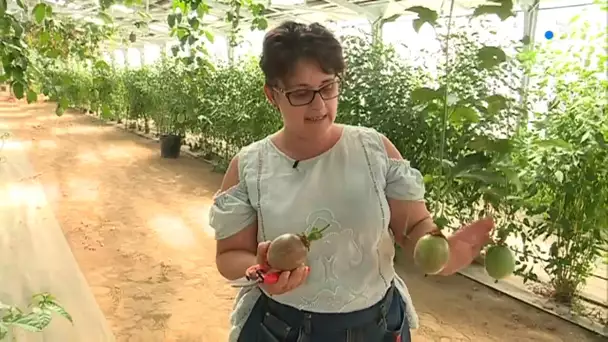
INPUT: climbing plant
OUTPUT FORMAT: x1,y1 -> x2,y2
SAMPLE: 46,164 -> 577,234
1,0 -> 268,110
385,0 -> 523,228
166,0 -> 267,65
0,293 -> 72,340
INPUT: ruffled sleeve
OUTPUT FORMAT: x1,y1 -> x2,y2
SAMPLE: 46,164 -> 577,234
209,180 -> 256,240
385,158 -> 426,201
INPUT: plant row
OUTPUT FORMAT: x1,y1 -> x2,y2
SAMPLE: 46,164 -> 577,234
34,20 -> 608,305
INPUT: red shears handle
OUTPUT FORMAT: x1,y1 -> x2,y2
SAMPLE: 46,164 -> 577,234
245,264 -> 280,285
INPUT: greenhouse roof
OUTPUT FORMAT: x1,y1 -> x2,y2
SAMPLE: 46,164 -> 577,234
8,0 -> 592,47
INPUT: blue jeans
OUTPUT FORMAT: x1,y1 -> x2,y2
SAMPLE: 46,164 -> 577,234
238,284 -> 411,342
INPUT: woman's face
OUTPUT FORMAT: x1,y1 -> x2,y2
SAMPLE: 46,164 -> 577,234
264,59 -> 340,139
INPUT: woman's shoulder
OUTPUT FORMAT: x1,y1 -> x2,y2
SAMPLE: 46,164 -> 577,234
233,134 -> 276,174
341,124 -> 386,153
341,124 -> 379,135
237,133 -> 277,157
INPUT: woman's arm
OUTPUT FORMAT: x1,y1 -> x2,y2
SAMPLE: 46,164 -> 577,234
380,136 -> 437,253
381,135 -> 459,276
213,155 -> 310,291
214,156 -> 259,281
381,135 -> 492,276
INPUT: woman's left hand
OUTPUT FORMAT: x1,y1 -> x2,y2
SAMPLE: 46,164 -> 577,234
440,217 -> 494,275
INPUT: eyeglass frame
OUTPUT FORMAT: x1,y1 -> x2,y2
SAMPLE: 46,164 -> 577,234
271,77 -> 341,107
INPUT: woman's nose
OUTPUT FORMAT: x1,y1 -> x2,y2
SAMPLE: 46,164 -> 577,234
309,92 -> 326,110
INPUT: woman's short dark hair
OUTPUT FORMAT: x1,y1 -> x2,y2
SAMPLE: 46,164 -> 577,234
259,21 -> 345,86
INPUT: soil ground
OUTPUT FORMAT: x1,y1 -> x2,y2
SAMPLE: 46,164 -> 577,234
1,99 -> 605,342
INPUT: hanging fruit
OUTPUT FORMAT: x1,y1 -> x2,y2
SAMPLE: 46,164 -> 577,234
413,230 -> 451,275
484,243 -> 516,282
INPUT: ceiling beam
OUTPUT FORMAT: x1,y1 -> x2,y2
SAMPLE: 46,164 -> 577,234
321,0 -> 380,21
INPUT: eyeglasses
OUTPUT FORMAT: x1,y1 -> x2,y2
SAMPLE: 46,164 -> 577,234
274,79 -> 341,107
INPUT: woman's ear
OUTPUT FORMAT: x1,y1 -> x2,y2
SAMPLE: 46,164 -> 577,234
263,84 -> 278,108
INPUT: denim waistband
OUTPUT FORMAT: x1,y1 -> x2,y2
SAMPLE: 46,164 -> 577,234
261,284 -> 395,333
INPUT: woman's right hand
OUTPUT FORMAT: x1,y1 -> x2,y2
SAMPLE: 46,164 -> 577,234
256,241 -> 310,296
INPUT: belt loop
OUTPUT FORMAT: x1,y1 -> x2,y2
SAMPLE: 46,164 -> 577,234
302,313 -> 312,334
297,312 -> 312,341
381,282 -> 395,318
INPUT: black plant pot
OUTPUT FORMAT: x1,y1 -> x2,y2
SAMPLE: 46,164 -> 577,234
160,134 -> 182,159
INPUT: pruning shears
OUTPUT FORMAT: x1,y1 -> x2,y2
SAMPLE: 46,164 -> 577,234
229,264 -> 280,288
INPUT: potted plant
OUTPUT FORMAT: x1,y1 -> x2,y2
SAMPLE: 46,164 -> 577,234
158,112 -> 186,159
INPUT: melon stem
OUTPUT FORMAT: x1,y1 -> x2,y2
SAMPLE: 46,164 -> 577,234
300,223 -> 331,249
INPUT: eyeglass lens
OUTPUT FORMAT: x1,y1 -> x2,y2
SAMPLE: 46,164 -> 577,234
286,81 -> 340,106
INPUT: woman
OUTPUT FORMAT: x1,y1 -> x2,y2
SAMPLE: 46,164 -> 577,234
209,21 -> 493,342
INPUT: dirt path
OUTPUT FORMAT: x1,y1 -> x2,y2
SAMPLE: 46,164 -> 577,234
0,106 -> 114,341
2,99 -> 604,342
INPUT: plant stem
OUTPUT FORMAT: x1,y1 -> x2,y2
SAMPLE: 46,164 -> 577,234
317,223 -> 330,234
437,0 -> 457,220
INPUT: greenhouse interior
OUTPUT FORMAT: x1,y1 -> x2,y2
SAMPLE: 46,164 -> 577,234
0,0 -> 607,341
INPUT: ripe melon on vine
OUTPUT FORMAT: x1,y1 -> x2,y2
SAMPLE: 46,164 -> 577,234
266,224 -> 330,271
413,230 -> 450,275
484,243 -> 515,281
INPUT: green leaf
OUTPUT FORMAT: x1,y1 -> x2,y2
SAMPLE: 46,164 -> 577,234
486,94 -> 508,114
410,87 -> 441,104
404,6 -> 438,32
188,34 -> 196,45
188,17 -> 200,30
451,105 -> 480,124
94,60 -> 110,70
595,132 -> 606,148
472,4 -> 514,21
176,28 -> 189,40
456,169 -> 505,185
33,3 -> 48,23
382,14 -> 401,24
434,216 -> 450,230
167,13 -> 176,28
254,17 -> 268,30
32,292 -> 55,303
98,11 -> 113,24
26,89 -> 37,104
535,139 -> 572,150
15,0 -> 26,9
8,311 -> 52,332
11,81 -> 25,99
502,167 -> 522,191
40,31 -> 51,44
477,46 -> 507,69
0,0 -> 7,15
204,30 -> 214,43
451,152 -> 493,175
0,323 -> 7,340
488,139 -> 512,154
196,3 -> 209,18
137,10 -> 152,20
12,21 -> 24,36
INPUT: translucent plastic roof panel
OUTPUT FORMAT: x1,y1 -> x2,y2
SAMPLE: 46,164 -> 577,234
21,0 -> 594,48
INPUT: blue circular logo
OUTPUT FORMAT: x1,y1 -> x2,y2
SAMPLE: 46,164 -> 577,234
544,30 -> 554,40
